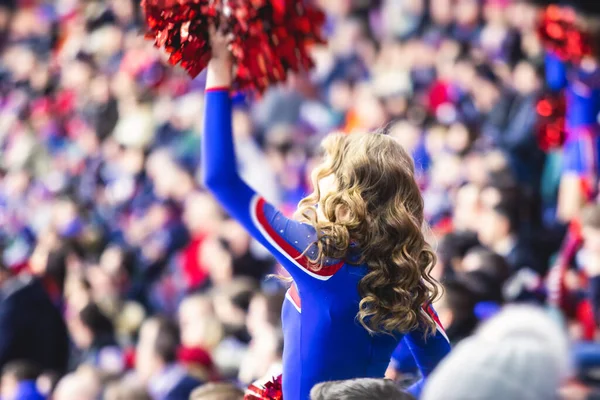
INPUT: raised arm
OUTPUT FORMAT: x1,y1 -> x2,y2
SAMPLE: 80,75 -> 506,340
403,304 -> 451,397
545,52 -> 568,91
202,33 -> 342,289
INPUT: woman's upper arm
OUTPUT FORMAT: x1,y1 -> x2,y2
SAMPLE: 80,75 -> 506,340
210,187 -> 343,287
251,197 -> 344,284
545,52 -> 568,91
202,89 -> 342,288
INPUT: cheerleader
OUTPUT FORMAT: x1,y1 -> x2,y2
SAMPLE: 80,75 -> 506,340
548,51 -> 600,223
537,0 -> 600,222
535,0 -> 600,341
202,30 -> 450,400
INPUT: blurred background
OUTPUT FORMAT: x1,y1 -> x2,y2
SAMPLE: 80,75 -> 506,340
0,0 -> 597,399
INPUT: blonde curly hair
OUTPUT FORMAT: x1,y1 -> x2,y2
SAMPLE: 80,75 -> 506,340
295,132 -> 439,336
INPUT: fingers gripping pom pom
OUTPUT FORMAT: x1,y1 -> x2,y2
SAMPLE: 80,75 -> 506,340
141,0 -> 326,93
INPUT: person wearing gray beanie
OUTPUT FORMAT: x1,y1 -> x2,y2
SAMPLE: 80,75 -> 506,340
421,305 -> 570,400
311,378 -> 415,400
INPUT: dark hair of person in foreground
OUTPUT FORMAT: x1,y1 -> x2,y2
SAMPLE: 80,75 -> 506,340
2,360 -> 40,382
310,378 -> 415,400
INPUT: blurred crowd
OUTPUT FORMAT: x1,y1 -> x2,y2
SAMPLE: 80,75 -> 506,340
0,0 -> 598,399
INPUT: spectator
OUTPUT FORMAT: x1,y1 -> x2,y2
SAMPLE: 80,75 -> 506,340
0,0 -> 597,397
135,316 -> 202,400
236,291 -> 285,384
451,183 -> 482,232
477,201 -> 541,274
246,291 -> 285,337
0,261 -> 69,375
436,231 -> 480,281
461,246 -> 510,283
459,246 -> 510,304
581,204 -> 600,326
310,378 -> 415,400
178,346 -> 217,384
178,294 -> 221,381
434,280 -> 479,345
500,61 -> 545,191
190,383 -> 244,400
53,366 -> 101,400
181,193 -> 225,291
0,360 -> 44,400
238,324 -> 283,385
211,279 -> 257,379
178,294 -> 223,352
67,302 -> 123,373
104,381 -> 152,400
421,306 -> 570,400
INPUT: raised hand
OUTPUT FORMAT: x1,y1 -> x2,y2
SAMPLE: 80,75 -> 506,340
206,24 -> 233,89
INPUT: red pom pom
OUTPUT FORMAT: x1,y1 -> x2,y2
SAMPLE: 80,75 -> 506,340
141,0 -> 326,93
228,0 -> 326,92
141,0 -> 217,78
245,375 -> 283,400
536,91 -> 566,152
537,5 -> 593,64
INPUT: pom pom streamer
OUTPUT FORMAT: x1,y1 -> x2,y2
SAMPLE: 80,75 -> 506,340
245,375 -> 283,400
142,0 -> 216,78
537,5 -> 593,64
536,91 -> 566,152
141,0 -> 326,93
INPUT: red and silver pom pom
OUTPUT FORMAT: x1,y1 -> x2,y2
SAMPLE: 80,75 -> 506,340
245,375 -> 283,400
537,5 -> 593,64
536,91 -> 566,152
228,0 -> 326,93
141,0 -> 326,93
141,0 -> 217,78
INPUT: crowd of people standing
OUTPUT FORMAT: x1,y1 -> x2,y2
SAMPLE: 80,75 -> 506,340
0,0 -> 599,399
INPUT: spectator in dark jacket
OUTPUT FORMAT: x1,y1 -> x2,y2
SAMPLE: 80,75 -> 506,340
0,261 -> 69,375
479,61 -> 545,192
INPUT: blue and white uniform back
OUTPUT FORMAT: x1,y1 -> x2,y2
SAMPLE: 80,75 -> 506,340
203,88 -> 451,400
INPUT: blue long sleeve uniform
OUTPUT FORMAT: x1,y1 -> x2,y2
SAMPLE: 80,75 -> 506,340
202,88 -> 450,400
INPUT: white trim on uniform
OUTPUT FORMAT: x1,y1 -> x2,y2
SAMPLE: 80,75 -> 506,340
435,321 -> 450,343
249,194 -> 334,281
421,308 -> 450,343
285,290 -> 302,313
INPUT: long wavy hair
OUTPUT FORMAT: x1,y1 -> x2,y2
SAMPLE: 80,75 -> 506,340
295,132 -> 440,336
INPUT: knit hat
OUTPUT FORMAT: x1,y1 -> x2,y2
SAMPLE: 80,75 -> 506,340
421,306 -> 570,400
